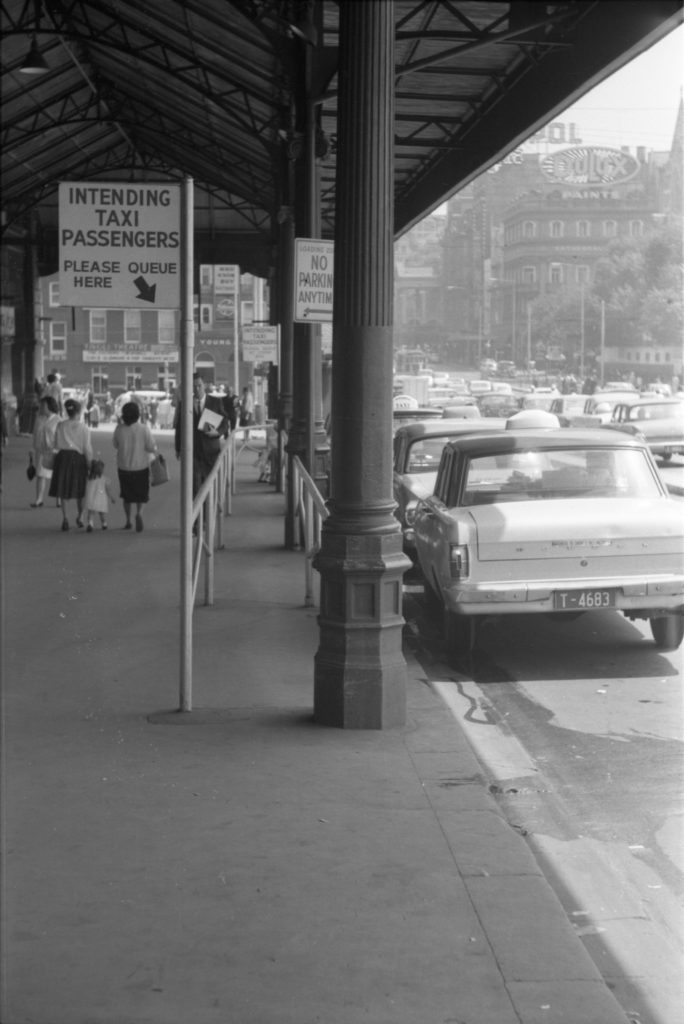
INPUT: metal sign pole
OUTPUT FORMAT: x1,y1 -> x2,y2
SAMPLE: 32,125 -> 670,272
179,177 -> 194,711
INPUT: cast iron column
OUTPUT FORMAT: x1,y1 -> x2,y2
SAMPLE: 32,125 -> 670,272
313,0 -> 409,729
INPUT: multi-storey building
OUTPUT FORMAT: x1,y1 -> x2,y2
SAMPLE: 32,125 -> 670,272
35,272 -> 180,397
438,104 -> 683,381
33,266 -> 268,400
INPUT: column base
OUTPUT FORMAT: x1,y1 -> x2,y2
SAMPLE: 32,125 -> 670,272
313,527 -> 411,728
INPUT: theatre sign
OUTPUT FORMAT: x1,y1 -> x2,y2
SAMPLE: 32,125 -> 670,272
58,182 -> 181,308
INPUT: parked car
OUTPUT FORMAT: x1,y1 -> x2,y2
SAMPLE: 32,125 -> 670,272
114,389 -> 168,421
392,418 -> 507,564
496,360 -> 517,377
409,428 -> 684,656
426,386 -> 473,408
519,393 -> 558,412
604,397 -> 684,462
549,394 -> 591,425
468,379 -> 493,396
566,390 -> 639,427
477,391 -> 521,418
441,403 -> 481,419
393,406 -> 444,431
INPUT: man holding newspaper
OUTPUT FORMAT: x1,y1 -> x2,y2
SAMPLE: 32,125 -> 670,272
174,372 -> 234,495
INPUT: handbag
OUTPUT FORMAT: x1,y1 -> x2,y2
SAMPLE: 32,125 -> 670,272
150,453 -> 169,486
26,454 -> 36,481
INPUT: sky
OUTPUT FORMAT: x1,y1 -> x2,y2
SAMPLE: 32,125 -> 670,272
524,23 -> 684,154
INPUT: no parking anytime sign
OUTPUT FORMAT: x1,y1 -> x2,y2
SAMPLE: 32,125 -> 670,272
58,181 -> 181,308
294,238 -> 333,323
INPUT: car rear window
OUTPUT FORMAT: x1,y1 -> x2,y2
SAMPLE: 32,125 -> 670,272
406,437 -> 453,472
459,447 -> 661,505
629,403 -> 684,421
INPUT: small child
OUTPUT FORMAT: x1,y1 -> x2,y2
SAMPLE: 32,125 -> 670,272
85,459 -> 116,532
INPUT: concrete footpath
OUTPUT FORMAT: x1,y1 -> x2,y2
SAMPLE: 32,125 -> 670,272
0,429 -> 629,1024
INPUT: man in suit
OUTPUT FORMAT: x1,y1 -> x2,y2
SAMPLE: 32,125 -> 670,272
174,372 -> 231,494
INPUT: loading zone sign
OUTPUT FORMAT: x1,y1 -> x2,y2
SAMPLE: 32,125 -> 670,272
58,181 -> 181,308
294,238 -> 334,323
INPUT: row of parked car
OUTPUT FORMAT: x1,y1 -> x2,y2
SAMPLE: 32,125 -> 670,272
392,408 -> 684,659
393,382 -> 684,464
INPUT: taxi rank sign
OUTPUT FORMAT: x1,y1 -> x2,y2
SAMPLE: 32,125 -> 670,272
58,182 -> 181,308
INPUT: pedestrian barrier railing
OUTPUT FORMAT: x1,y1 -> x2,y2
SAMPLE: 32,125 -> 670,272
191,436 -> 233,606
292,454 -> 329,607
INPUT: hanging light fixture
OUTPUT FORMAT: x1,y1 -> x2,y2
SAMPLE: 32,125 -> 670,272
20,36 -> 49,74
19,0 -> 48,75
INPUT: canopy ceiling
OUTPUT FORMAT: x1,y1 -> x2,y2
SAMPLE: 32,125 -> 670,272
2,0 -> 682,277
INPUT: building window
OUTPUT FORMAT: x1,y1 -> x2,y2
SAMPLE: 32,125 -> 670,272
665,351 -> 672,362
200,304 -> 212,328
577,265 -> 590,284
158,310 -> 175,343
200,265 -> 213,288
90,310 -> 107,343
92,371 -> 109,395
523,220 -> 536,238
603,220 -> 617,237
630,220 -> 644,236
522,266 -> 536,284
126,368 -> 142,389
549,263 -> 563,285
550,220 -> 564,238
577,220 -> 590,237
49,281 -> 60,307
125,309 -> 141,343
50,322 -> 67,355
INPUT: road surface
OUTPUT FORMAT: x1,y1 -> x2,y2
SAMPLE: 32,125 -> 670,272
404,592 -> 683,1024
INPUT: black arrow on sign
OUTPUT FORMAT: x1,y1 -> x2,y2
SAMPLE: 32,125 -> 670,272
133,276 -> 157,303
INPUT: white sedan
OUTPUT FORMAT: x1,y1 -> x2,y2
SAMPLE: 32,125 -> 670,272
410,428 -> 684,656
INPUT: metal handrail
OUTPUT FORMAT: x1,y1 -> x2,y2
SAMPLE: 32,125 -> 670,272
191,436 -> 233,606
292,455 -> 329,607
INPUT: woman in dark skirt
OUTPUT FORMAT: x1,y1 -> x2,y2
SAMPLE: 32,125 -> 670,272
49,398 -> 93,530
112,401 -> 158,532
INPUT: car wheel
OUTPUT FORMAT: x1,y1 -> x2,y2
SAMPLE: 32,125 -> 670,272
650,614 -> 684,651
659,453 -> 672,462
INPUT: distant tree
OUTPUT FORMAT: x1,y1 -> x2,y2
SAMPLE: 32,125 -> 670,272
529,286 -> 601,369
593,221 -> 683,349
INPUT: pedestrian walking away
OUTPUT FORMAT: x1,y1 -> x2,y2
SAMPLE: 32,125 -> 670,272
29,394 -> 60,507
85,459 -> 117,531
49,398 -> 93,530
113,401 -> 158,532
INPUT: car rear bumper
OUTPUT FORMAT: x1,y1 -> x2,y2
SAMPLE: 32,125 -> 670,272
650,443 -> 684,456
445,575 -> 684,616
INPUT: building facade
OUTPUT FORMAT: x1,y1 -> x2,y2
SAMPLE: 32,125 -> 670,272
397,105 -> 683,383
33,266 -> 269,400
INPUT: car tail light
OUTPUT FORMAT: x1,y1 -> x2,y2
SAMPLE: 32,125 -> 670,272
449,544 -> 469,579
